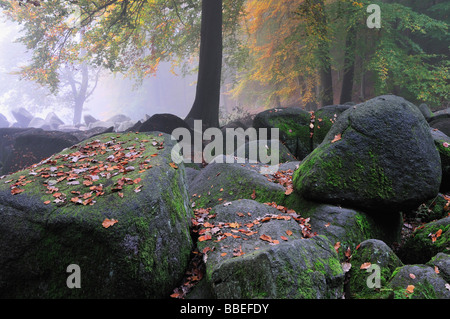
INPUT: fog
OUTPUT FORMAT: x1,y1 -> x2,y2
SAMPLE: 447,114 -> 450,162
0,19 -> 198,127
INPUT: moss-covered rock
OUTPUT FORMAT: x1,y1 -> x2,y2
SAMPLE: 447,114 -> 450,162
430,128 -> 450,192
312,105 -> 350,149
188,199 -> 344,298
348,239 -> 403,299
426,253 -> 450,283
413,193 -> 449,223
398,217 -> 450,264
209,235 -> 344,299
303,205 -> 402,261
0,128 -> 79,176
387,264 -> 450,299
233,139 -> 297,165
0,132 -> 193,298
293,95 -> 441,213
253,107 -> 312,160
188,162 -> 287,208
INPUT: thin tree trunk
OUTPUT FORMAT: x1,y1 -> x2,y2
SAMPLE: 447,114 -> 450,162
316,0 -> 333,106
185,0 -> 222,130
320,66 -> 333,106
67,63 -> 89,125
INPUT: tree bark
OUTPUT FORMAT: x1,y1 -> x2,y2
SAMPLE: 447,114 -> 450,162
185,0 -> 222,130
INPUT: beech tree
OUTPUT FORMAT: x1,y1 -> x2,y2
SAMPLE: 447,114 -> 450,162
184,0 -> 222,129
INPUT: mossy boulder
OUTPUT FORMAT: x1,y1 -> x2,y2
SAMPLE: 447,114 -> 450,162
431,128 -> 450,192
188,162 -> 287,209
303,205 -> 402,260
413,193 -> 449,223
348,239 -> 403,299
388,264 -> 450,299
189,199 -> 344,299
210,236 -> 344,299
233,139 -> 297,165
0,132 -> 193,298
253,107 -> 312,160
426,253 -> 450,283
398,217 -> 450,264
293,95 -> 441,213
312,105 -> 351,149
0,128 -> 79,176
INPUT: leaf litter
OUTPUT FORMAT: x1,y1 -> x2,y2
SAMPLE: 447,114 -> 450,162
5,133 -> 165,227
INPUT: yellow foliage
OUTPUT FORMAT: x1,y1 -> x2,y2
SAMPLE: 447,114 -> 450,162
231,0 -> 325,108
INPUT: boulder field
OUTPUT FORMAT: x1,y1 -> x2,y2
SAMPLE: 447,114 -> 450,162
0,95 -> 449,299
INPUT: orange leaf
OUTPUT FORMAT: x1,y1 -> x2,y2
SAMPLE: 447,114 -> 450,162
170,292 -> 182,299
133,178 -> 142,184
203,222 -> 214,228
331,134 -> 342,143
436,229 -> 443,238
286,230 -> 293,236
83,180 -> 93,186
409,273 -> 416,280
435,266 -> 440,274
44,200 -> 51,205
102,218 -> 118,228
406,285 -> 415,294
221,252 -> 227,257
281,236 -> 288,241
169,162 -> 178,169
251,189 -> 256,199
334,242 -> 341,253
284,187 -> 293,195
11,188 -> 25,195
360,262 -> 372,270
345,247 -> 352,259
260,234 -> 273,243
229,222 -> 239,229
198,234 -> 212,242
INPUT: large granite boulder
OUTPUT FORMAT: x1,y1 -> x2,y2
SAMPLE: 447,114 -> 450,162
0,132 -> 193,298
293,95 -> 441,213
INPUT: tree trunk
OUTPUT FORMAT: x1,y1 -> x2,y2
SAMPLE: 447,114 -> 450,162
316,0 -> 333,106
340,26 -> 356,104
185,0 -> 222,129
320,66 -> 333,106
67,63 -> 89,125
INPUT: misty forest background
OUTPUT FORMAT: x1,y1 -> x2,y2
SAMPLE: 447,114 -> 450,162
0,0 -> 448,130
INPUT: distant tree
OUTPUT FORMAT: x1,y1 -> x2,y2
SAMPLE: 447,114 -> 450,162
60,61 -> 101,125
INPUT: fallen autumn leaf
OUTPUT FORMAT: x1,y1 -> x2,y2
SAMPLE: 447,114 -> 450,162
102,218 -> 118,228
